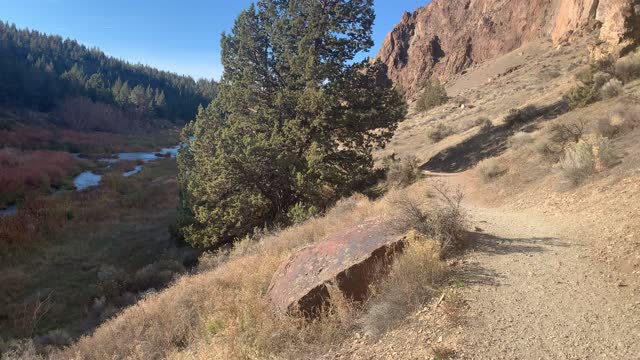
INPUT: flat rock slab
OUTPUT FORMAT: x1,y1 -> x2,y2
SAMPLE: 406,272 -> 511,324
267,218 -> 405,316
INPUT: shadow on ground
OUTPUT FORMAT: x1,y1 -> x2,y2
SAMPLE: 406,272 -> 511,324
421,100 -> 569,173
452,231 -> 569,287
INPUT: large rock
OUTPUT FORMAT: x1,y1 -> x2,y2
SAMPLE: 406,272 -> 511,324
266,218 -> 405,316
376,0 -> 640,97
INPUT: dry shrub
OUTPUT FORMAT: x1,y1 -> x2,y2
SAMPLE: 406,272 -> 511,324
503,105 -> 543,127
476,158 -> 508,182
593,72 -> 613,89
456,117 -> 491,133
427,123 -> 454,143
615,52 -> 640,83
600,78 -> 623,99
509,131 -> 535,150
557,135 -> 616,186
548,119 -> 587,145
595,103 -> 640,138
384,155 -> 421,188
386,182 -> 467,255
360,234 -> 446,336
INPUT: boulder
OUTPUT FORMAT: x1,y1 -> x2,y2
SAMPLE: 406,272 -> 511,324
266,218 -> 405,316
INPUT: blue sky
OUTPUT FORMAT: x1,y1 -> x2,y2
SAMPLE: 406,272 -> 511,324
0,0 -> 428,80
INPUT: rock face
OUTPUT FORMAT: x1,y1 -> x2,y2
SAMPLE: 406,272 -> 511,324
377,0 -> 640,96
266,218 -> 404,316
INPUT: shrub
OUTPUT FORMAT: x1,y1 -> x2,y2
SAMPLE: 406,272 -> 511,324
509,131 -> 535,150
416,80 -> 448,112
557,135 -> 616,186
360,234 -> 446,336
593,72 -> 613,90
387,182 -> 467,255
615,52 -> 640,83
476,158 -> 508,182
504,105 -> 542,127
384,155 -> 421,189
427,123 -> 454,143
600,79 -> 623,99
548,119 -> 587,145
565,70 -> 599,109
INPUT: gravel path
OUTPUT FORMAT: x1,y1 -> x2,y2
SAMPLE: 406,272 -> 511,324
456,204 -> 640,359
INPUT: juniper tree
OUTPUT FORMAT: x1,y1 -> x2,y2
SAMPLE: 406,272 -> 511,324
177,0 -> 406,247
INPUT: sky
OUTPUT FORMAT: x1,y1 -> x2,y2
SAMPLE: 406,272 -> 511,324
0,0 -> 428,80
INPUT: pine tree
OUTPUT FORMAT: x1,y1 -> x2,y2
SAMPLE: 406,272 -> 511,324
129,84 -> 147,112
177,0 -> 406,247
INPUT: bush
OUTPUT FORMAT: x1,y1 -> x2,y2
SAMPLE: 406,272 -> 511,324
565,70 -> 599,109
384,155 -> 421,189
360,234 -> 446,336
548,119 -> 587,145
387,182 -> 467,255
509,131 -> 535,150
427,123 -> 454,143
557,135 -> 616,186
593,72 -> 613,89
615,52 -> 640,83
476,158 -> 508,182
504,105 -> 542,127
416,80 -> 448,112
600,79 -> 623,99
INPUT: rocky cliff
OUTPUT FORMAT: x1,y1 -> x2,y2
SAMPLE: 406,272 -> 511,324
377,0 -> 640,96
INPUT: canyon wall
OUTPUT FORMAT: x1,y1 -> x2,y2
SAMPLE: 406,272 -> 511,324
377,0 -> 640,96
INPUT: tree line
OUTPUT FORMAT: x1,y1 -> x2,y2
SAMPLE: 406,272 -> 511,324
0,22 -> 218,126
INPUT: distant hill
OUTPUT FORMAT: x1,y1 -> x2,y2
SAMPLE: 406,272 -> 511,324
0,22 -> 218,131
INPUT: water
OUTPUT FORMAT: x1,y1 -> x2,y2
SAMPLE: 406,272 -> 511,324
123,165 -> 143,177
72,143 -> 182,189
0,205 -> 17,218
99,145 -> 180,163
74,171 -> 103,191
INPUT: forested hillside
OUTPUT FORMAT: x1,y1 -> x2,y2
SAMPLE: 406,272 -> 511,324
0,22 -> 217,130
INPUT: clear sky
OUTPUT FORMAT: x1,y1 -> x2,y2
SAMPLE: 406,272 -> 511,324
0,0 -> 428,80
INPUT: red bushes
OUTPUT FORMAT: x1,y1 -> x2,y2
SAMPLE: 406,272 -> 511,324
0,148 -> 77,204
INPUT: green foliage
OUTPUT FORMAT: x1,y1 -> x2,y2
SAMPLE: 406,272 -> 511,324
177,1 -> 407,247
416,80 -> 448,112
0,22 -> 218,123
565,70 -> 599,110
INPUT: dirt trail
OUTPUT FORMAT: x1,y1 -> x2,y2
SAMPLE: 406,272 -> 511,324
432,172 -> 640,359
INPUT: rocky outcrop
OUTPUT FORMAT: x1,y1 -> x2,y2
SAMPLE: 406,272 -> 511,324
266,218 -> 404,316
377,0 -> 640,96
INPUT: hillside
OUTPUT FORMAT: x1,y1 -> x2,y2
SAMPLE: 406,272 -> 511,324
0,22 -> 217,129
3,1 -> 640,359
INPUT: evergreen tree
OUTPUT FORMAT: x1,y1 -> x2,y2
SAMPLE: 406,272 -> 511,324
178,0 -> 406,247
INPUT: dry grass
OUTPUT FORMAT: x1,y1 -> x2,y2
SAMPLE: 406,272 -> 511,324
476,158 -> 508,182
427,123 -> 454,143
15,180 -> 462,360
360,233 -> 447,336
509,131 -> 535,150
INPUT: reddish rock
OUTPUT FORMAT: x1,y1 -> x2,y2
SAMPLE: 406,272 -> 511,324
376,0 -> 640,97
266,218 -> 404,316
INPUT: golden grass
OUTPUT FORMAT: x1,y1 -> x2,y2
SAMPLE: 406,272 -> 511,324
46,182 -> 456,360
